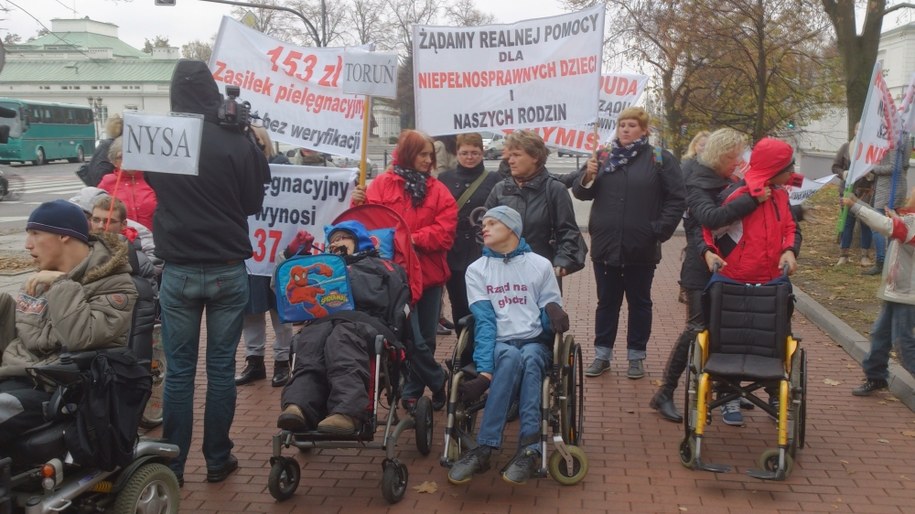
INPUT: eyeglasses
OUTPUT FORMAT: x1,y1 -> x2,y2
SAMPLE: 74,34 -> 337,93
458,151 -> 482,157
90,217 -> 124,225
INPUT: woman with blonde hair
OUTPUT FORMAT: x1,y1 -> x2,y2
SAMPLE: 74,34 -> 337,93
573,107 -> 685,380
683,130 -> 710,161
648,128 -> 754,423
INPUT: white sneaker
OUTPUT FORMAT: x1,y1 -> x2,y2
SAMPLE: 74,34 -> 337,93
835,256 -> 849,266
860,256 -> 873,267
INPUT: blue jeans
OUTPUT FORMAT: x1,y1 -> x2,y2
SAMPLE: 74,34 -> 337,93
839,210 -> 872,251
402,285 -> 446,400
160,262 -> 248,475
863,301 -> 915,381
593,262 -> 656,361
477,338 -> 551,451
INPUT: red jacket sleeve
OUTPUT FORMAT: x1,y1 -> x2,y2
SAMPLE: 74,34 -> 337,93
411,181 -> 457,253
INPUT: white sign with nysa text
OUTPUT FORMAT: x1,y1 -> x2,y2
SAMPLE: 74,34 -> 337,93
121,112 -> 203,175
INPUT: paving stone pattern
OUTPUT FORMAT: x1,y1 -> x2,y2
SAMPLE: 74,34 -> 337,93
148,234 -> 915,513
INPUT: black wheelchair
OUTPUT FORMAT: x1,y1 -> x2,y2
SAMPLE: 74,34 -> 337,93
679,276 -> 807,480
268,333 -> 433,504
439,317 -> 588,485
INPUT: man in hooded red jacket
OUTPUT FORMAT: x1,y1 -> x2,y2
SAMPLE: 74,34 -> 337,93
701,138 -> 802,281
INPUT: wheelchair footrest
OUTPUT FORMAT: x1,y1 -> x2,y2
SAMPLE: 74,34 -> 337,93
696,460 -> 731,474
746,468 -> 786,481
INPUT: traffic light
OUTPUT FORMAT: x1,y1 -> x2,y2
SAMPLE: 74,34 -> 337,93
787,119 -> 796,130
155,0 -> 176,6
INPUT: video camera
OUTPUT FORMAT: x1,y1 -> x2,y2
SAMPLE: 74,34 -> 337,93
217,85 -> 251,132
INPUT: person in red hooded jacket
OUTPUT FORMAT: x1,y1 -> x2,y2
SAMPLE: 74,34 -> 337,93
352,129 -> 457,412
702,137 -> 801,283
98,136 -> 158,232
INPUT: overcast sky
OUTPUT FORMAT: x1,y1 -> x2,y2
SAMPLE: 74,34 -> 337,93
2,0 -> 571,50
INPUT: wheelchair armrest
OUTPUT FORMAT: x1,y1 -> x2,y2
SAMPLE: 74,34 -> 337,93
26,347 -> 134,388
457,314 -> 475,332
460,362 -> 479,378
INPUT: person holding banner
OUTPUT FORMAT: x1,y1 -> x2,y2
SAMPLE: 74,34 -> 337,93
833,124 -> 874,268
842,187 -> 915,395
147,59 -> 269,485
351,129 -> 456,412
439,133 -> 501,336
485,130 -> 585,284
574,107 -> 685,380
863,137 -> 911,276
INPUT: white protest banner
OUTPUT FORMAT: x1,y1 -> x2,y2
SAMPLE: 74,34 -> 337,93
246,165 -> 355,276
342,48 -> 398,99
847,61 -> 897,186
210,17 -> 365,157
121,112 -> 203,175
412,5 -> 605,136
787,174 -> 836,205
533,72 -> 648,153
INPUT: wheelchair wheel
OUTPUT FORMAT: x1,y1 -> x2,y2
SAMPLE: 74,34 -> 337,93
560,338 -> 584,445
757,448 -> 794,477
789,348 -> 807,454
381,460 -> 408,504
108,462 -> 180,514
548,445 -> 588,485
678,435 -> 697,469
268,457 -> 301,501
140,325 -> 166,429
414,396 -> 433,456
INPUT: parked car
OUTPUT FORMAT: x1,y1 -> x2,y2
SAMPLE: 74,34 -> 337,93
483,138 -> 505,160
556,149 -> 589,158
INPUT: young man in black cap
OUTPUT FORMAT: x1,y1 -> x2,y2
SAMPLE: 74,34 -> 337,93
0,199 -> 136,443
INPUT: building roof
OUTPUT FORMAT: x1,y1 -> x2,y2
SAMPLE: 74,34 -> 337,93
14,31 -> 149,60
0,59 -> 177,83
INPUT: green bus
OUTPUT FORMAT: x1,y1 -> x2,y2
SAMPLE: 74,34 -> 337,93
0,98 -> 96,165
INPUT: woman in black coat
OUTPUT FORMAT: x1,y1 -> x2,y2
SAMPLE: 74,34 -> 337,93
438,133 -> 501,334
572,107 -> 685,380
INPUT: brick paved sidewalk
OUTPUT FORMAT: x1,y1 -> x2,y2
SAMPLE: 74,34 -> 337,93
153,234 -> 915,513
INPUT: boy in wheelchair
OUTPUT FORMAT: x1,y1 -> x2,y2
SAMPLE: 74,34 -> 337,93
447,206 -> 568,486
0,200 -> 137,446
276,220 -> 410,435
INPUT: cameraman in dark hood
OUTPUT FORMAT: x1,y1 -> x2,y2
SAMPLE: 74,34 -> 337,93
145,59 -> 269,486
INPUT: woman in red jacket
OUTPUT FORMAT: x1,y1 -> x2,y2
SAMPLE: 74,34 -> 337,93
353,129 -> 457,411
98,136 -> 157,232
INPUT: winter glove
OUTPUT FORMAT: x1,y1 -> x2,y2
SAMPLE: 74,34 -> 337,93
284,230 -> 315,258
545,302 -> 569,334
458,375 -> 491,403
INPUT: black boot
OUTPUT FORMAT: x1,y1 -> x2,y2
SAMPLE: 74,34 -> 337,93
272,360 -> 290,387
862,260 -> 884,276
235,356 -> 266,385
649,390 -> 683,423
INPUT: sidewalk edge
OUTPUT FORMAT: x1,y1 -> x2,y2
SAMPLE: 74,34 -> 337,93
794,286 -> 915,412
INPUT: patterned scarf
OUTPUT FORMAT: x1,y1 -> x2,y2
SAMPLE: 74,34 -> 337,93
605,135 -> 649,173
392,165 -> 428,207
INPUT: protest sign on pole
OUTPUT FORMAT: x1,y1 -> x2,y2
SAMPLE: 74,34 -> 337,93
246,165 -> 355,276
341,48 -> 398,98
534,72 -> 648,153
210,17 -> 365,158
412,5 -> 605,136
897,72 -> 915,134
121,112 -> 203,175
787,174 -> 836,206
846,61 -> 897,186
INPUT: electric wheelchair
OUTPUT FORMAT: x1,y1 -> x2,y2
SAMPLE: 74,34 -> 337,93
439,316 -> 588,485
679,274 -> 807,480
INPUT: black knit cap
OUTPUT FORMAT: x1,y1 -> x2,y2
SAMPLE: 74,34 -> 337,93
26,199 -> 90,244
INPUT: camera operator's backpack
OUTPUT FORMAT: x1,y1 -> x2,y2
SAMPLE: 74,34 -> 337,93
65,350 -> 152,471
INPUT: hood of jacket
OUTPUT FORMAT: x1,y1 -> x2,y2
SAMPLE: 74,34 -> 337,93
170,59 -> 222,124
325,220 -> 376,253
79,231 -> 132,283
482,238 -> 532,260
745,138 -> 793,197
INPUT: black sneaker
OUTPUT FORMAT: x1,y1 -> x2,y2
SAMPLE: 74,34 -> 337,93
862,261 -> 884,276
432,379 -> 447,411
502,448 -> 540,485
448,445 -> 492,485
585,358 -> 610,377
852,378 -> 888,396
206,454 -> 239,483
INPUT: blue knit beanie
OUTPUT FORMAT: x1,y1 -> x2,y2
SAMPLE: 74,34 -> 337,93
27,199 -> 90,244
483,205 -> 523,239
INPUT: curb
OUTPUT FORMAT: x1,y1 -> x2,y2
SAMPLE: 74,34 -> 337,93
794,286 -> 915,411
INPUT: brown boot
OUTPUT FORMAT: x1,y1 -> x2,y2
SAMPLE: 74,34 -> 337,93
316,413 -> 357,435
277,404 -> 308,432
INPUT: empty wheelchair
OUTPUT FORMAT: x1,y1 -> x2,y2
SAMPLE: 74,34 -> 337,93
439,316 -> 588,485
679,275 -> 807,480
